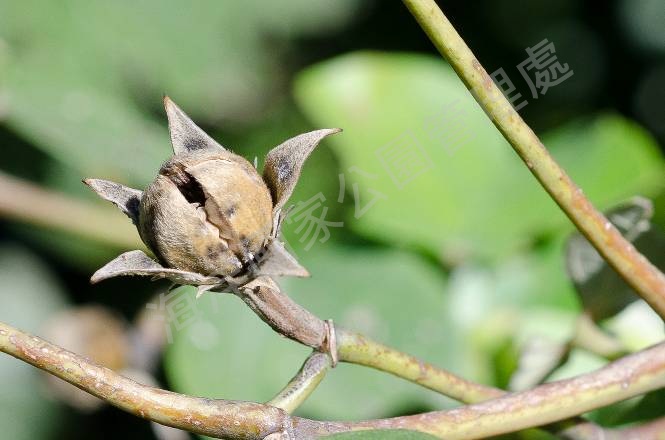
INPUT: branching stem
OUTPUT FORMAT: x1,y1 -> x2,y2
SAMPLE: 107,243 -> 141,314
3,320 -> 665,439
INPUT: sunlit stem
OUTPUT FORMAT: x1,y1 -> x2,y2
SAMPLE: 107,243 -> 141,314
402,0 -> 665,319
267,352 -> 331,413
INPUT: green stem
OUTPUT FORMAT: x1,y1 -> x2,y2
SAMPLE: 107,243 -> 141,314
239,278 -> 502,403
401,0 -> 665,319
337,330 -> 503,403
298,340 -> 665,439
241,281 -> 598,436
267,352 -> 331,413
338,329 -> 598,438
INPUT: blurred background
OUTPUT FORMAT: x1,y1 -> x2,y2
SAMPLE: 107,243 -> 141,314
0,1 -> 664,439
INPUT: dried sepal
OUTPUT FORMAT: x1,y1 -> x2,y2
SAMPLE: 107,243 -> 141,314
163,96 -> 226,154
91,250 -> 222,285
263,128 -> 341,212
83,178 -> 142,225
256,240 -> 309,278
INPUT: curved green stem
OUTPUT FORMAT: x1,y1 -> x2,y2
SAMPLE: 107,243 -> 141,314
337,329 -> 503,403
240,280 -> 598,436
239,278 -> 502,403
402,0 -> 665,319
267,352 -> 331,413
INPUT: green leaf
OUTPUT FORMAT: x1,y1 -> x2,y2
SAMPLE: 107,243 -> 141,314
445,235 -> 580,383
323,430 -> 438,440
165,245 -> 463,421
0,0 -> 361,186
294,52 -> 665,262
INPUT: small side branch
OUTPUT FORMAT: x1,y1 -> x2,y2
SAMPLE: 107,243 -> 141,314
337,330 -> 503,403
267,352 -> 332,413
237,278 -> 502,403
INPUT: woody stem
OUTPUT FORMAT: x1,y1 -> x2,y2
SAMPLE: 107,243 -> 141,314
3,318 -> 665,439
401,0 -> 665,319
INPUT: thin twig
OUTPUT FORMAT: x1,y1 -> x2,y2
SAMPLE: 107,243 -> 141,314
267,352 -> 331,413
239,279 -> 600,437
401,0 -> 665,319
572,314 -> 629,361
296,340 -> 665,438
0,170 -> 142,249
238,277 -> 501,403
3,320 -> 665,439
337,330 -> 503,403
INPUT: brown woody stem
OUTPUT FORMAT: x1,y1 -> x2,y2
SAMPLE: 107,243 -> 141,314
3,319 -> 665,439
401,0 -> 665,319
0,320 -> 291,439
237,278 -> 501,403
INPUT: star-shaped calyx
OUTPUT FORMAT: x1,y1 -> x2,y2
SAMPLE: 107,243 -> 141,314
84,97 -> 340,294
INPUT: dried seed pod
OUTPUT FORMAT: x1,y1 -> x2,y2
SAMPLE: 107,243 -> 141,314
139,150 -> 273,277
85,97 -> 340,289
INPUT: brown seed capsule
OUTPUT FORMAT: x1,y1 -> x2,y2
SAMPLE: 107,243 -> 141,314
139,150 -> 273,277
84,96 -> 340,290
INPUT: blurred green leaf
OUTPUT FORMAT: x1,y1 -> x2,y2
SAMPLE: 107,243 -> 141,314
566,197 -> 665,322
605,300 -> 665,351
165,245 -> 464,421
0,244 -> 68,440
613,388 -> 665,424
508,337 -> 569,391
294,52 -> 665,262
323,430 -> 438,440
445,235 -> 579,382
619,0 -> 665,53
0,0 -> 360,186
